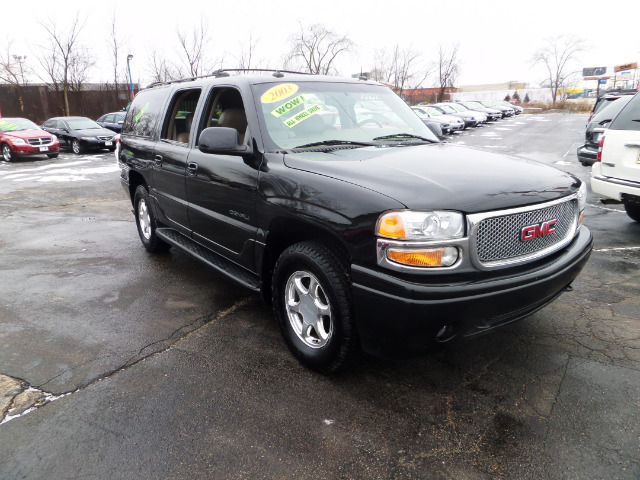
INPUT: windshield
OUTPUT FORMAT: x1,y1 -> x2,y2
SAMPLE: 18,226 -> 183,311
423,107 -> 442,116
0,118 -> 40,132
437,105 -> 457,114
464,102 -> 483,109
448,104 -> 466,112
66,118 -> 102,130
253,81 -> 438,150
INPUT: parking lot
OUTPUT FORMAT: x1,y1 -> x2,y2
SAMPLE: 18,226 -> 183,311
1,113 -> 639,479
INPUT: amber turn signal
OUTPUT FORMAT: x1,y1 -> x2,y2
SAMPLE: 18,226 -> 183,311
387,247 -> 458,267
377,213 -> 405,239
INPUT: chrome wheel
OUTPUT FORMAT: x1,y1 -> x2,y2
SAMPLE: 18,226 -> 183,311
2,144 -> 12,162
285,270 -> 333,349
137,197 -> 152,240
72,139 -> 81,154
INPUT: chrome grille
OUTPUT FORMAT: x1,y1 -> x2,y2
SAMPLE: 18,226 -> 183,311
474,199 -> 577,264
98,136 -> 113,141
27,137 -> 53,146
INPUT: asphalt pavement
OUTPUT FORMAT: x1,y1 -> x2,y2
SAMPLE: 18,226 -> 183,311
0,115 -> 639,479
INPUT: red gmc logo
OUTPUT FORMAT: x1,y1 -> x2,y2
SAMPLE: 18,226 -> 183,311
520,219 -> 557,241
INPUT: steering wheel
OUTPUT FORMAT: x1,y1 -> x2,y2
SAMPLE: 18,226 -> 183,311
357,118 -> 383,128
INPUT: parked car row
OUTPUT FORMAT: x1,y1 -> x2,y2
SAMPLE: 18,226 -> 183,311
411,100 -> 521,135
0,114 -> 120,162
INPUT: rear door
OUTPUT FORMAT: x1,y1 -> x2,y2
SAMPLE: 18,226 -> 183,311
600,93 -> 640,183
152,87 -> 202,234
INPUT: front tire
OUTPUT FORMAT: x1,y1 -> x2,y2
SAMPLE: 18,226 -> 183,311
623,199 -> 640,223
133,185 -> 171,252
272,241 -> 357,374
71,139 -> 83,154
47,153 -> 59,159
2,144 -> 13,162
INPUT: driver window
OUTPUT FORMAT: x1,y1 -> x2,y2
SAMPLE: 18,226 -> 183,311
197,87 -> 248,146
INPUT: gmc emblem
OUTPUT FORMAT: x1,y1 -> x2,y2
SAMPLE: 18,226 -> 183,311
520,219 -> 557,241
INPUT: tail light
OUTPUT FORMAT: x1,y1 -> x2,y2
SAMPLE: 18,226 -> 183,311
597,136 -> 605,162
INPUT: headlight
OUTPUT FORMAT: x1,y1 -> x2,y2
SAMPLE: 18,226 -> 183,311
377,210 -> 465,240
9,138 -> 26,145
81,136 -> 96,141
51,135 -> 58,142
577,182 -> 587,211
577,182 -> 587,227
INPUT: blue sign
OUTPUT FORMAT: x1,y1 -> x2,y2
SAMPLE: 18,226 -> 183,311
599,79 -> 607,84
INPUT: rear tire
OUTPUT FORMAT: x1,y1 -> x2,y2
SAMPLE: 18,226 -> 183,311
133,185 -> 171,252
272,241 -> 357,374
623,199 -> 640,223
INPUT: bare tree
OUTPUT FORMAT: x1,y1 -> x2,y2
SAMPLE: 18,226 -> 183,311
531,35 -> 586,105
38,13 -> 88,115
371,45 -> 429,98
176,18 -> 212,77
146,46 -> 179,84
235,34 -> 260,70
285,23 -> 353,75
436,44 -> 460,100
68,47 -> 95,91
0,41 -> 33,112
107,12 -> 126,104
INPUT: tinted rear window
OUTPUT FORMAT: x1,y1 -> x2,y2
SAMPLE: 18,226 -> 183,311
610,93 -> 640,131
122,88 -> 169,138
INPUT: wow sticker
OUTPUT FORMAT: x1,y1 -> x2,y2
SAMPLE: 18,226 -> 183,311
270,94 -> 307,118
261,83 -> 298,104
283,104 -> 323,128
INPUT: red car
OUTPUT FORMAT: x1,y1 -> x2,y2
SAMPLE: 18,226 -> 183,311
0,117 -> 60,162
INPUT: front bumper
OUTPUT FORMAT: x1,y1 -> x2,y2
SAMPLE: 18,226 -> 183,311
10,144 -> 59,156
591,162 -> 640,201
351,227 -> 592,358
84,138 -> 115,150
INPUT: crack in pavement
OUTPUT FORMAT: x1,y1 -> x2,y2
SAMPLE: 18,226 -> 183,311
0,297 -> 252,425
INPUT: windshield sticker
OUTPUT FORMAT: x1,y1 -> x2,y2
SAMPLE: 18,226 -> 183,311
134,102 -> 149,122
261,83 -> 299,104
0,121 -> 18,131
270,94 -> 307,118
283,104 -> 323,128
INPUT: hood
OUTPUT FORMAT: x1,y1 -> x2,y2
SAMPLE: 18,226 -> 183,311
283,144 -> 579,213
73,128 -> 115,137
4,129 -> 52,139
439,114 -> 464,123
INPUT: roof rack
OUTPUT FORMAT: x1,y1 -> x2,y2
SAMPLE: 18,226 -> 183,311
146,68 -> 310,89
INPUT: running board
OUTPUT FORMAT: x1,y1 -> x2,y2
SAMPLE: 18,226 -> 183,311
156,228 -> 261,292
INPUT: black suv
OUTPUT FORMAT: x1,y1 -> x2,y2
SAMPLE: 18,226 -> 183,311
118,71 -> 592,373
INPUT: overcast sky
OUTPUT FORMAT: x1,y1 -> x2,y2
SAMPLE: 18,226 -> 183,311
5,0 -> 640,89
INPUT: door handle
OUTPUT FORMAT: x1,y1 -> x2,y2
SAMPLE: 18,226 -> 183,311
624,142 -> 640,148
154,155 -> 163,167
187,162 -> 198,176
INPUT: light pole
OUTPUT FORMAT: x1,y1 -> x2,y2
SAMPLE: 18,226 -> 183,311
127,54 -> 135,100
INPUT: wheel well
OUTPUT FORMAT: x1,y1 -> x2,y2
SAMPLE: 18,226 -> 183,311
260,218 -> 351,303
127,171 -> 148,207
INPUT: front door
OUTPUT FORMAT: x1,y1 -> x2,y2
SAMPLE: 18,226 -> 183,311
185,86 -> 260,267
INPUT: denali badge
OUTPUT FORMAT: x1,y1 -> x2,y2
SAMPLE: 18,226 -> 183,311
520,219 -> 557,241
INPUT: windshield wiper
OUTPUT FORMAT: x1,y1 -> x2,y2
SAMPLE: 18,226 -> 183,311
373,133 -> 436,142
294,139 -> 376,149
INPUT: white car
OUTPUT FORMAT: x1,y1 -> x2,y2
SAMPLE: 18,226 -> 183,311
591,92 -> 640,222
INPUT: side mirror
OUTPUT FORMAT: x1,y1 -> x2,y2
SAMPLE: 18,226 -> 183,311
118,121 -> 124,125
198,127 -> 252,156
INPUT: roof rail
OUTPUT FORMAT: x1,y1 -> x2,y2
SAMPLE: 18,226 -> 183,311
145,68 -> 310,89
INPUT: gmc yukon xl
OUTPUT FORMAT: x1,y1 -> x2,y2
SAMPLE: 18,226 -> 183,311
118,71 -> 592,373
